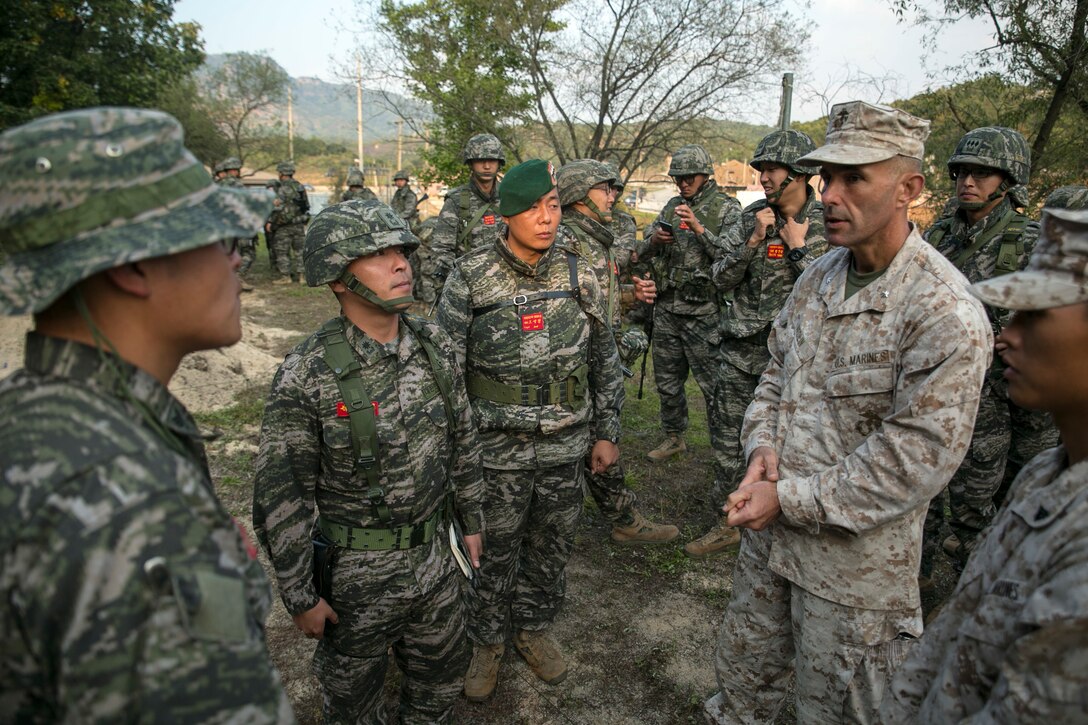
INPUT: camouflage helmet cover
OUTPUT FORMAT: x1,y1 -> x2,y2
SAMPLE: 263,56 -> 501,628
947,127 -> 1031,186
1044,185 -> 1088,211
462,133 -> 506,165
303,199 -> 420,287
750,130 -> 818,176
221,156 -> 242,172
393,169 -> 410,181
556,159 -> 616,207
276,160 -> 296,175
604,162 -> 625,189
668,144 -> 714,177
345,166 -> 365,186
0,107 -> 272,315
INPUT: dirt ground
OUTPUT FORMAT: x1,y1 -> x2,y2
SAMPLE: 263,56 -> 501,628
0,252 -> 961,723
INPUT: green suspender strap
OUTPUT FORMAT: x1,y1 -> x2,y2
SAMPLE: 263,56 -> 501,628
403,316 -> 456,429
317,318 -> 390,525
457,187 -> 496,253
949,209 -> 1028,275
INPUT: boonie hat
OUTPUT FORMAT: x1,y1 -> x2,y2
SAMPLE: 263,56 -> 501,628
0,107 -> 272,315
971,208 -> 1088,311
799,101 -> 930,166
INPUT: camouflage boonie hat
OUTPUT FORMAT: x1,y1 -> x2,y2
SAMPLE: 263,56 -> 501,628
668,144 -> 714,176
616,326 -> 649,366
1045,185 -> 1088,211
303,199 -> 419,287
462,133 -> 505,165
393,169 -> 410,181
971,208 -> 1088,311
556,160 -> 615,207
0,107 -> 272,315
345,166 -> 365,186
277,161 -> 295,175
220,156 -> 242,172
799,101 -> 930,166
947,127 -> 1030,186
750,130 -> 818,175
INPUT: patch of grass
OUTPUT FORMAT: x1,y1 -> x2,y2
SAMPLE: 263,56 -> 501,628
195,382 -> 267,430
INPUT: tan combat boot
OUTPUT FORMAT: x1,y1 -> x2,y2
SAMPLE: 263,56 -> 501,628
683,519 -> 741,559
611,509 -> 680,545
513,629 -> 568,684
942,533 -> 962,557
646,433 -> 686,462
463,643 -> 504,702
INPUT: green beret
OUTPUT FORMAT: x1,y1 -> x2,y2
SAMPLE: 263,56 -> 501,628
499,159 -> 557,217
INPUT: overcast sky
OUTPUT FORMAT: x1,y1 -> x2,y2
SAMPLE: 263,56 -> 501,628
174,0 -> 995,125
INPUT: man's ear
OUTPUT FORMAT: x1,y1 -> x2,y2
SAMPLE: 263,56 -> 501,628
103,261 -> 153,299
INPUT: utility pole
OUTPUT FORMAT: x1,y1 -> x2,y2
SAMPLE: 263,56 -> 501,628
778,72 -> 794,131
356,56 -> 364,174
396,120 -> 403,171
287,84 -> 295,160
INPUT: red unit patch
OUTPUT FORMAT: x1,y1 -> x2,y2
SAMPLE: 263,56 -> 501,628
336,401 -> 349,417
521,312 -> 545,331
483,214 -> 496,225
372,401 -> 380,416
767,243 -> 785,259
678,219 -> 690,230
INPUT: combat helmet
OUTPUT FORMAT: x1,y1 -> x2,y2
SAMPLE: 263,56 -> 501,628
345,166 -> 365,187
0,107 -> 272,315
947,127 -> 1030,209
556,159 -> 616,222
1044,185 -> 1088,211
303,198 -> 420,312
668,144 -> 714,177
462,133 -> 506,165
277,160 -> 296,175
750,130 -> 816,202
393,169 -> 410,181
605,162 -> 625,190
221,156 -> 242,172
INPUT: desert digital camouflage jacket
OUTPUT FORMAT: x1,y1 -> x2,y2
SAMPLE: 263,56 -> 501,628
437,231 -> 623,470
0,334 -> 293,723
252,315 -> 484,616
741,228 -> 993,611
430,180 -> 502,276
636,178 -> 741,315
882,445 -> 1088,722
713,188 -> 828,350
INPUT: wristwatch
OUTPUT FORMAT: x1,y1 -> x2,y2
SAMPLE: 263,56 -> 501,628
786,245 -> 807,263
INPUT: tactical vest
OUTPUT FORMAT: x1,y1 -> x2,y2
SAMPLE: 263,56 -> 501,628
659,191 -> 728,301
566,221 -> 619,328
315,315 -> 454,546
457,186 -> 499,253
927,207 -> 1030,279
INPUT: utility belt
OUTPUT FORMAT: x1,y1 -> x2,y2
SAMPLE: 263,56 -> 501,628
465,364 -> 589,407
317,509 -> 442,551
660,267 -> 712,302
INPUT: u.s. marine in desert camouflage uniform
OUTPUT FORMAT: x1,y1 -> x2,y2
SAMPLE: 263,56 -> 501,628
883,207 -> 1088,723
705,102 -> 992,724
0,108 -> 291,722
437,160 -> 624,702
253,200 -> 484,723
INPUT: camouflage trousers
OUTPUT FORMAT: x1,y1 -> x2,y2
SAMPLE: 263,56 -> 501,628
921,378 -> 1057,573
707,334 -> 769,508
584,455 -> 637,526
468,461 -> 583,645
272,222 -> 306,279
312,540 -> 470,724
238,236 -> 257,276
706,529 -> 919,724
651,308 -> 720,435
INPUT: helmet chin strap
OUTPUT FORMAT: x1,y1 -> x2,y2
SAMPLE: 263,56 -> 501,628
340,271 -> 414,313
582,195 -> 613,223
764,170 -> 797,203
959,178 -> 1010,211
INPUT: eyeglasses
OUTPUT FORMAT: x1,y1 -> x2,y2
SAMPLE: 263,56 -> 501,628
590,182 -> 613,193
950,166 -> 999,181
218,238 -> 240,255
674,174 -> 699,185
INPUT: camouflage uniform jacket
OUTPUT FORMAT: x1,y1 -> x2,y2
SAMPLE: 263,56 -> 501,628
437,230 -> 624,470
610,201 -> 637,274
340,186 -> 378,203
217,175 -> 245,189
741,228 -> 993,611
713,189 -> 827,352
562,209 -> 622,334
270,178 -> 309,228
430,180 -> 502,276
0,334 -> 292,722
925,197 -> 1039,336
391,185 -> 420,223
883,445 -> 1088,722
252,315 -> 485,616
636,178 -> 742,315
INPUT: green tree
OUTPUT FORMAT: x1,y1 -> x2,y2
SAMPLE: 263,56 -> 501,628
200,52 -> 290,173
0,0 -> 203,129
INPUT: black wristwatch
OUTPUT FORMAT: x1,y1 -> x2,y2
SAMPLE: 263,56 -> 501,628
786,245 -> 807,263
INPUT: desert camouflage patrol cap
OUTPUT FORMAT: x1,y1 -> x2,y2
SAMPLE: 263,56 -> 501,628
971,208 -> 1088,311
303,199 -> 419,287
799,101 -> 930,166
0,107 -> 272,315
